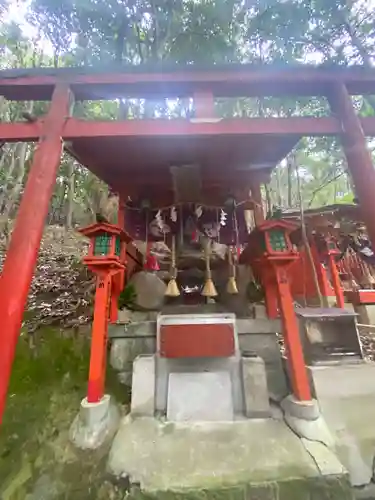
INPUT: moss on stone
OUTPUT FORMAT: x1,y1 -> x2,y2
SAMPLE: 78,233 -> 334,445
126,476 -> 354,500
270,476 -> 354,500
245,482 -> 278,500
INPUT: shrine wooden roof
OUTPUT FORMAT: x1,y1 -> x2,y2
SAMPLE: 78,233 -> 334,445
67,133 -> 300,204
1,63 -> 375,101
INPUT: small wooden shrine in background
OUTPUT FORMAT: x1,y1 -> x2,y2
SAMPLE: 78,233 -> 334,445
284,203 -> 375,315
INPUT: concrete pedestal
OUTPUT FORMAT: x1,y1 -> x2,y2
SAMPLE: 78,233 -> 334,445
281,395 -> 320,421
309,362 -> 375,487
355,304 -> 375,325
69,395 -> 120,450
167,371 -> 234,422
242,355 -> 271,418
131,355 -> 156,416
107,416 -> 350,496
281,395 -> 334,449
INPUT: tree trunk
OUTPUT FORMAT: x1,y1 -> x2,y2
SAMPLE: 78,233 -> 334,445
0,95 -> 7,118
264,183 -> 272,214
1,102 -> 34,221
2,141 -> 31,223
57,182 -> 68,225
0,147 -> 17,212
65,161 -> 75,229
342,17 -> 375,111
275,167 -> 283,207
287,156 -> 293,207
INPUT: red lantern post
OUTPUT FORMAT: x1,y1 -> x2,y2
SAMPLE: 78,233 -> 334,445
244,220 -> 312,402
315,235 -> 344,309
79,222 -> 128,403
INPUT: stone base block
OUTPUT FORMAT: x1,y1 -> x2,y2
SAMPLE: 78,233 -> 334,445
252,304 -> 268,319
167,371 -> 234,422
281,395 -> 335,450
109,334 -> 156,372
69,394 -> 120,450
281,395 -> 320,421
131,355 -> 155,416
308,363 -> 375,487
108,416 -> 350,495
242,355 -> 271,418
118,371 -> 132,387
355,304 -> 375,325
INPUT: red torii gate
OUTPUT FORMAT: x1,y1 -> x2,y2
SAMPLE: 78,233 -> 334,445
1,64 -> 375,423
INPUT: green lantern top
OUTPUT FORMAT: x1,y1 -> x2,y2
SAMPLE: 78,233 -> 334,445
93,233 -> 121,257
94,233 -> 111,256
268,229 -> 288,252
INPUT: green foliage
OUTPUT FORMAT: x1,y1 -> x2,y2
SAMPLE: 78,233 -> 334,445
0,329 -> 89,480
336,193 -> 355,204
118,282 -> 137,310
246,280 -> 265,303
0,328 -> 130,496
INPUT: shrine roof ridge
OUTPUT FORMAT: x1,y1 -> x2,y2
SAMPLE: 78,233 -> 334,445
282,203 -> 359,218
1,62 -> 375,101
1,62 -> 375,78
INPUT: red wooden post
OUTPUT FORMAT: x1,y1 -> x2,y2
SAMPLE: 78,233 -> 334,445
275,267 -> 312,401
310,244 -> 333,298
328,255 -> 344,308
79,222 -> 127,398
245,219 -> 311,401
109,269 -> 125,323
0,84 -> 71,425
264,286 -> 279,319
328,83 -> 375,250
109,277 -> 119,324
87,274 -> 111,403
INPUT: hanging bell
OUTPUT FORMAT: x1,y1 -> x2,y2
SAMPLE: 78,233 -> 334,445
165,234 -> 180,297
202,277 -> 218,297
226,247 -> 238,294
165,277 -> 180,297
201,237 -> 218,297
226,276 -> 238,295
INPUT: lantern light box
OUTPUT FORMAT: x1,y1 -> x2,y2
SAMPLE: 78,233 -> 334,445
79,222 -> 131,272
245,219 -> 298,262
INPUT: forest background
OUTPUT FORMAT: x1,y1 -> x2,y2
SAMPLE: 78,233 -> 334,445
0,0 -> 375,231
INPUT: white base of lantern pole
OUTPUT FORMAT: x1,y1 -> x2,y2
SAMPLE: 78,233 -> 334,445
69,394 -> 120,450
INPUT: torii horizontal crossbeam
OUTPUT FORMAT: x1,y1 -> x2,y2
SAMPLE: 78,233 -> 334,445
2,116 -> 375,142
1,64 -> 375,100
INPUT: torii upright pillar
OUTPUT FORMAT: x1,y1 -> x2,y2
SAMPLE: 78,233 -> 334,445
0,84 -> 72,425
328,83 -> 375,250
